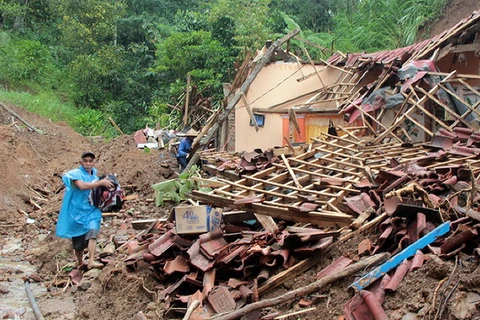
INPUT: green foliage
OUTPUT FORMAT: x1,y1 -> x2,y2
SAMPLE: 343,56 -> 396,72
331,0 -> 448,52
103,100 -> 147,133
0,1 -> 26,29
152,165 -> 200,206
0,89 -> 78,123
147,101 -> 181,129
154,30 -> 229,100
273,0 -> 337,33
0,34 -> 59,87
73,108 -> 106,136
68,47 -> 126,107
49,0 -> 125,56
209,0 -> 272,50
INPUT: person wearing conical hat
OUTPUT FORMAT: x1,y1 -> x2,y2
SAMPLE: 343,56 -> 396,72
177,128 -> 198,171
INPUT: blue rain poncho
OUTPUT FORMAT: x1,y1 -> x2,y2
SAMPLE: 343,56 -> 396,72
56,166 -> 102,238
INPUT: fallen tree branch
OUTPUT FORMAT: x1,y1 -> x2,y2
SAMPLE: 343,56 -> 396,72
210,253 -> 389,320
0,102 -> 43,134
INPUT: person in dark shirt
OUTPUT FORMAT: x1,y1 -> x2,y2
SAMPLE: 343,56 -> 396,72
177,129 -> 198,171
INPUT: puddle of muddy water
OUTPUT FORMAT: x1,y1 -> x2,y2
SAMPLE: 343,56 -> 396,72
1,237 -> 46,320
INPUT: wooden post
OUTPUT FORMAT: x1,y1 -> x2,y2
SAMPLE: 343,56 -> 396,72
242,93 -> 259,132
183,73 -> 191,127
108,117 -> 125,136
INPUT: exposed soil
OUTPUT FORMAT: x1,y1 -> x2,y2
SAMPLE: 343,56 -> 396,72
2,4 -> 480,319
428,0 -> 480,38
1,101 -> 479,320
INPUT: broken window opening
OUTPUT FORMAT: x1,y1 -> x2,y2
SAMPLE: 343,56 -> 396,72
249,114 -> 265,127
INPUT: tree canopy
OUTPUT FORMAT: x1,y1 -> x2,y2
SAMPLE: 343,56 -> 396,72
0,0 -> 448,135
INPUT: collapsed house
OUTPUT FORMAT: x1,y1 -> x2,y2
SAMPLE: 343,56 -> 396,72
220,10 -> 480,153
118,10 -> 480,320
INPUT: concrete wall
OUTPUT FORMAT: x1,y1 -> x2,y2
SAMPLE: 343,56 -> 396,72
235,62 -> 341,152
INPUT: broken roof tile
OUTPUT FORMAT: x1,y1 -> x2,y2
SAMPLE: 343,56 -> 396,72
148,230 -> 175,257
164,255 -> 190,275
317,256 -> 353,280
384,259 -> 411,292
199,230 -> 227,259
344,290 -> 389,320
207,286 -> 236,314
440,224 -> 478,254
187,240 -> 216,272
410,250 -> 425,271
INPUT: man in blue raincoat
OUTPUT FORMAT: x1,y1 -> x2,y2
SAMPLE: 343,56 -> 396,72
56,151 -> 113,269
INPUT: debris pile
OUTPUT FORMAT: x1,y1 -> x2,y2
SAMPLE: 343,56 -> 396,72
118,210 -> 338,319
200,148 -> 295,177
183,125 -> 480,318
133,126 -> 176,149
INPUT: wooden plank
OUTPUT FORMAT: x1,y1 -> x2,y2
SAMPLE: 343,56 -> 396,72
109,117 -> 125,136
287,158 -> 362,177
404,113 -> 434,137
414,86 -> 472,129
281,154 -> 302,188
302,46 -> 326,88
254,214 -> 278,234
243,175 -> 339,197
288,109 -> 301,135
258,256 -> 320,296
241,93 -> 259,132
372,71 -> 457,143
451,43 -> 480,53
191,191 -> 352,227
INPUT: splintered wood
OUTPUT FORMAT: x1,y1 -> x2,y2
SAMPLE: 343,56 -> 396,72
192,135 -> 428,230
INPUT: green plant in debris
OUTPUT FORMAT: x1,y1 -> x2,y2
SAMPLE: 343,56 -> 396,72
151,165 -> 201,206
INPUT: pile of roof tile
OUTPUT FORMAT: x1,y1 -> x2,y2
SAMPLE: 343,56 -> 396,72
201,149 -> 281,176
335,127 -> 480,318
188,125 -> 480,318
122,220 -> 336,319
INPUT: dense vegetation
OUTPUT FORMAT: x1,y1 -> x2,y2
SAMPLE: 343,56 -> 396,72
0,0 -> 447,136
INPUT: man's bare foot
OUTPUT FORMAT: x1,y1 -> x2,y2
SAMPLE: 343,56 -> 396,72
87,261 -> 104,269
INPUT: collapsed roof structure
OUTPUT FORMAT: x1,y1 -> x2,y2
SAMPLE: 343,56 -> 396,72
139,10 -> 480,319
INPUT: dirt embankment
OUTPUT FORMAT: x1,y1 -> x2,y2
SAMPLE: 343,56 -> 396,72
0,102 -> 177,319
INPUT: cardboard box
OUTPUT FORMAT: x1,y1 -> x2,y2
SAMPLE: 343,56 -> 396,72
173,205 -> 223,234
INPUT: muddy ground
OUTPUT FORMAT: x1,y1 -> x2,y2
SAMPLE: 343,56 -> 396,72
2,3 -> 480,319
1,98 -> 479,320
